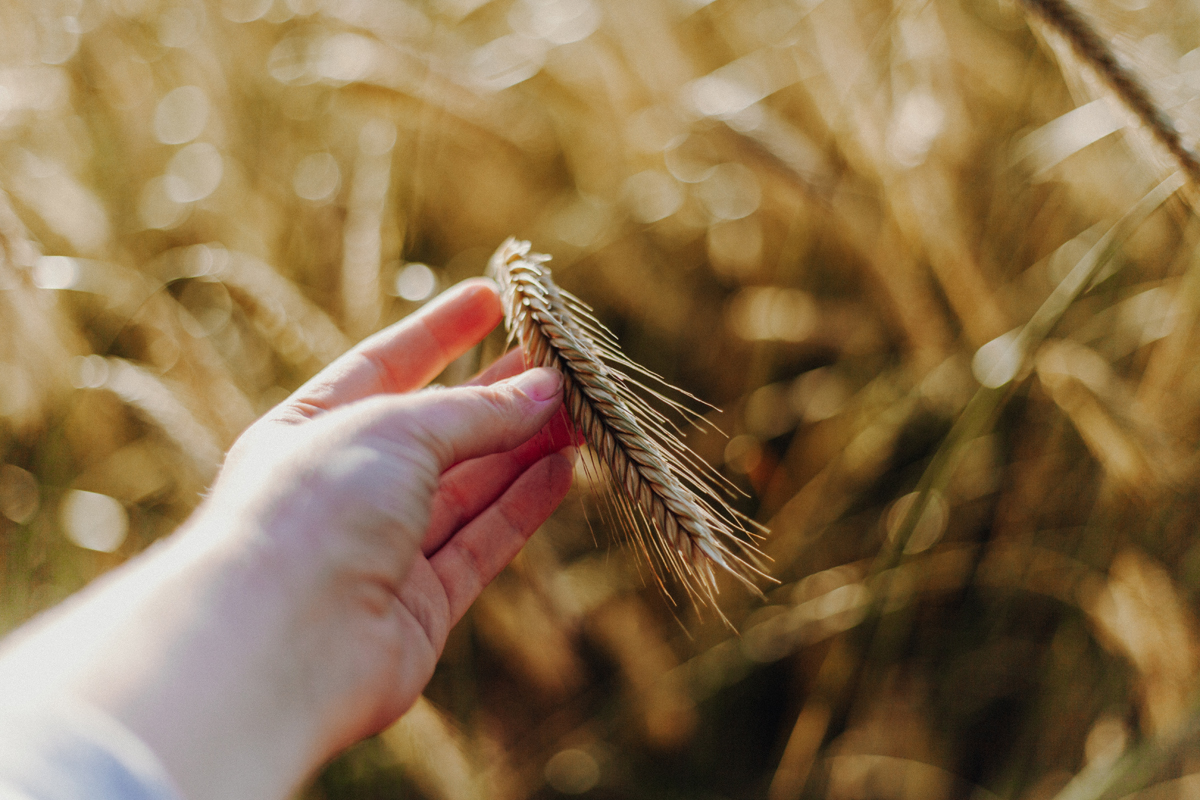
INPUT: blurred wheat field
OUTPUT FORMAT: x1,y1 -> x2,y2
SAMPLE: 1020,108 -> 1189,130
5,0 -> 1200,798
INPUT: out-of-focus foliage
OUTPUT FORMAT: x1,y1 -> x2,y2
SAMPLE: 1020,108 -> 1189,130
4,0 -> 1200,798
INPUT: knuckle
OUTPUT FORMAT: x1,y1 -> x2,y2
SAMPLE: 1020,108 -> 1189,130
483,382 -> 531,417
493,490 -> 526,537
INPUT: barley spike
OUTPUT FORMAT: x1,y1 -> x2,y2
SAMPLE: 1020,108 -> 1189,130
488,238 -> 771,618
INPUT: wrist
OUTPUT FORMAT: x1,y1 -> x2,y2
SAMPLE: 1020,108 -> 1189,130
56,514 -> 326,800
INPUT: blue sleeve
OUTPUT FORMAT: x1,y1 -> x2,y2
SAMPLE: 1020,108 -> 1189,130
0,701 -> 184,800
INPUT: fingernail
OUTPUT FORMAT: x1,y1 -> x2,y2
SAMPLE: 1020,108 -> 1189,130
509,367 -> 562,403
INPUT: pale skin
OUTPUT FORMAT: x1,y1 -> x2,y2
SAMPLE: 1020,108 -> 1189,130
0,278 -> 576,800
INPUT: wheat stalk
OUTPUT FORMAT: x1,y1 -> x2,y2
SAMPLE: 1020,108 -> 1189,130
1020,0 -> 1200,186
488,238 -> 770,616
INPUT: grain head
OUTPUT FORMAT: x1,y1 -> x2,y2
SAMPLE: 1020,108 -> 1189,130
488,238 -> 771,619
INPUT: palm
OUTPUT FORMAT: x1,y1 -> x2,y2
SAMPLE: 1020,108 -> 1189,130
220,279 -> 574,751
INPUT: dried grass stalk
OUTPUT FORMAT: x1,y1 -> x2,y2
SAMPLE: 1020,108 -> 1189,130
1021,0 -> 1200,185
488,238 -> 770,615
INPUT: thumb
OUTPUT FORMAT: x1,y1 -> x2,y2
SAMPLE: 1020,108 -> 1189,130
405,367 -> 565,471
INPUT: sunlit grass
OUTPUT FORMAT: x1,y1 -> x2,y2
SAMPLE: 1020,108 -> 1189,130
3,0 -> 1200,798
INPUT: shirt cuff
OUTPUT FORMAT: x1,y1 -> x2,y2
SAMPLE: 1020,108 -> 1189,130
0,699 -> 184,800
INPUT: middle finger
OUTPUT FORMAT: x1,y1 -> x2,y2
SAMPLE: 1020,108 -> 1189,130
421,410 -> 577,556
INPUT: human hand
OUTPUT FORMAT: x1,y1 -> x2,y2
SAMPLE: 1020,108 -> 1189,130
0,279 -> 575,800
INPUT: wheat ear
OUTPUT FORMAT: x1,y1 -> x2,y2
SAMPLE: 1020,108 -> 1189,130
487,238 -> 770,614
1020,0 -> 1200,185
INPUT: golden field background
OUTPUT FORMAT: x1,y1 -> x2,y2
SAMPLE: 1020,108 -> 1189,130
3,0 -> 1200,798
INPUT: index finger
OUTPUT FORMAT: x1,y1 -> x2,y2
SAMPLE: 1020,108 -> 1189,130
281,279 -> 503,419
465,347 -> 526,387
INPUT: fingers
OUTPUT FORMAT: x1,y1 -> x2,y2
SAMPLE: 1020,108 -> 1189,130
422,409 -> 576,556
465,348 -> 526,387
259,369 -> 565,550
276,279 -> 503,419
430,450 -> 575,625
403,368 -> 565,472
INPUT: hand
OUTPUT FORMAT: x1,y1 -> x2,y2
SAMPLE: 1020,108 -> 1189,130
0,278 -> 576,800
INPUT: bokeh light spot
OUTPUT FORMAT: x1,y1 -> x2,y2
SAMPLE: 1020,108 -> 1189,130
39,16 -> 81,65
176,279 -> 234,338
221,0 -> 273,23
745,383 -> 795,438
972,329 -> 1024,388
293,152 -> 340,201
70,354 -> 110,389
695,162 -> 760,220
625,106 -> 686,153
686,75 -> 758,119
32,256 -> 80,290
544,749 -> 600,794
154,86 -> 210,145
664,140 -> 718,183
469,35 -> 548,91
724,434 -> 763,474
707,216 -> 762,278
791,368 -> 851,423
359,119 -> 397,156
510,0 -> 601,45
727,287 -> 818,342
60,490 -> 128,553
1084,715 -> 1128,768
268,36 -> 313,85
624,170 -> 683,223
551,194 -> 609,248
0,465 -> 39,525
158,6 -> 201,48
887,89 -> 946,168
316,33 -> 376,84
166,142 -> 224,202
393,263 -> 437,301
886,491 -> 949,554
